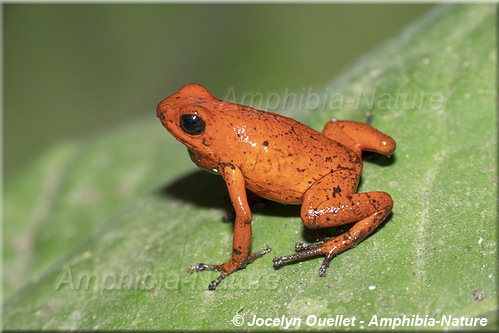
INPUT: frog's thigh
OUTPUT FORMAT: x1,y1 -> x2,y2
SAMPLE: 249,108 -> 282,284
301,170 -> 393,230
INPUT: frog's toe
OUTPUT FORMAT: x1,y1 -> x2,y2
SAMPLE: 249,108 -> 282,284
187,262 -> 222,274
208,273 -> 227,290
273,247 -> 323,269
318,252 -> 335,277
295,242 -> 323,252
187,264 -> 228,290
246,247 -> 272,264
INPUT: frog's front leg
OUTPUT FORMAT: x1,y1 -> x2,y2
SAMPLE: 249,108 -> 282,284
188,163 -> 271,290
273,170 -> 393,276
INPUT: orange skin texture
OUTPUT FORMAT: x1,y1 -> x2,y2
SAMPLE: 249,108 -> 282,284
157,83 -> 396,290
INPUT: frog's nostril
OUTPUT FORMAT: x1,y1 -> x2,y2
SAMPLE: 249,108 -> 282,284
158,112 -> 166,120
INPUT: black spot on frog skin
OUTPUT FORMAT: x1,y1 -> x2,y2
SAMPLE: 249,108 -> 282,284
332,185 -> 342,198
262,140 -> 269,147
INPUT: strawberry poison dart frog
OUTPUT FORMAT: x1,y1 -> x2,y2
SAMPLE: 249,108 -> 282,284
157,84 -> 396,290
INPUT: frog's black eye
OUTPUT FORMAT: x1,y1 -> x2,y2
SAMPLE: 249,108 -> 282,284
180,114 -> 205,135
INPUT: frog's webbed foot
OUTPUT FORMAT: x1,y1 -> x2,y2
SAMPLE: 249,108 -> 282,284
188,247 -> 272,290
273,240 -> 335,277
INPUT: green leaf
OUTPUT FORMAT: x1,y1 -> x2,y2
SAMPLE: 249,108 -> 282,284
3,4 -> 496,330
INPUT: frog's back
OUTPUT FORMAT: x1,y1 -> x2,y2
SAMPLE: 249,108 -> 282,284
216,106 -> 361,203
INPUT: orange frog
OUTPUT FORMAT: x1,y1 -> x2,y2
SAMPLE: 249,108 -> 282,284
157,83 -> 396,290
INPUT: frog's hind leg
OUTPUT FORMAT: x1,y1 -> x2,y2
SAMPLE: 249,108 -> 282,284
322,119 -> 395,156
273,170 -> 393,276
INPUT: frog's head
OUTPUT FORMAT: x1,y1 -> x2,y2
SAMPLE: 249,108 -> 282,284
157,83 -> 219,156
